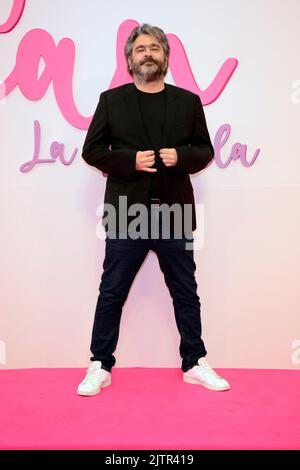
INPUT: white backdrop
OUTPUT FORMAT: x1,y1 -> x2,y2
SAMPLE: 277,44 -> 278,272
0,0 -> 299,369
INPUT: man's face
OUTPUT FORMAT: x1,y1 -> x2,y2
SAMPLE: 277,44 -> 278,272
128,34 -> 168,82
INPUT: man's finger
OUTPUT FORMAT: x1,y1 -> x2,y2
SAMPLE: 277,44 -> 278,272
143,168 -> 157,172
162,159 -> 175,166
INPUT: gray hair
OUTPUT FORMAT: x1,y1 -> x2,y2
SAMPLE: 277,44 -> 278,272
124,23 -> 170,76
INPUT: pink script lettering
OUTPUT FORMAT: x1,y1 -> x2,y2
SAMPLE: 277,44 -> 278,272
20,120 -> 78,173
19,121 -> 259,173
1,5 -> 238,127
214,125 -> 260,168
0,0 -> 25,33
1,2 -> 260,172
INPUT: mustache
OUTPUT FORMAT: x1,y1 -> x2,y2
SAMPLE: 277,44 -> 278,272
140,58 -> 158,65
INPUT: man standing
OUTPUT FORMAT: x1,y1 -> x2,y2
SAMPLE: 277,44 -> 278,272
78,24 -> 230,395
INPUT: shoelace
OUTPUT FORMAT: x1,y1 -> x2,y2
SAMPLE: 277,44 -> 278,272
198,360 -> 222,379
83,367 -> 103,385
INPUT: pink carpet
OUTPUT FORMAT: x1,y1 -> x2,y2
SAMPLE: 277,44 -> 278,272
0,368 -> 299,450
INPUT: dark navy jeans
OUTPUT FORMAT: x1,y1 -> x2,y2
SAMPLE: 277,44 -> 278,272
90,206 -> 207,372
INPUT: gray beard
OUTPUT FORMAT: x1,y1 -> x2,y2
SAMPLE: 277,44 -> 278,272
132,61 -> 166,82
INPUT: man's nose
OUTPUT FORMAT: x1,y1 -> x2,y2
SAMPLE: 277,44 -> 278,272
144,46 -> 154,55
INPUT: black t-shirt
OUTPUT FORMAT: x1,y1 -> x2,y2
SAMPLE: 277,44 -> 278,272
136,86 -> 166,199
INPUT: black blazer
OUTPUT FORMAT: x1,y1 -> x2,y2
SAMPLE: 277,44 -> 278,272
81,82 -> 214,231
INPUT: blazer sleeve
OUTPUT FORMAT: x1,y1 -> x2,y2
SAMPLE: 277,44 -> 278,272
175,94 -> 214,174
81,92 -> 137,177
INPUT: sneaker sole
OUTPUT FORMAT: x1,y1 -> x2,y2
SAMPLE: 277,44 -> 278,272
183,375 -> 230,391
77,376 -> 112,396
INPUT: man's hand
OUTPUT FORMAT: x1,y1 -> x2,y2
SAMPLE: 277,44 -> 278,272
136,150 -> 157,172
159,148 -> 178,167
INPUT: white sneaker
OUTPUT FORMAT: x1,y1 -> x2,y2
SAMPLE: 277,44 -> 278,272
77,361 -> 111,396
183,357 -> 230,391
